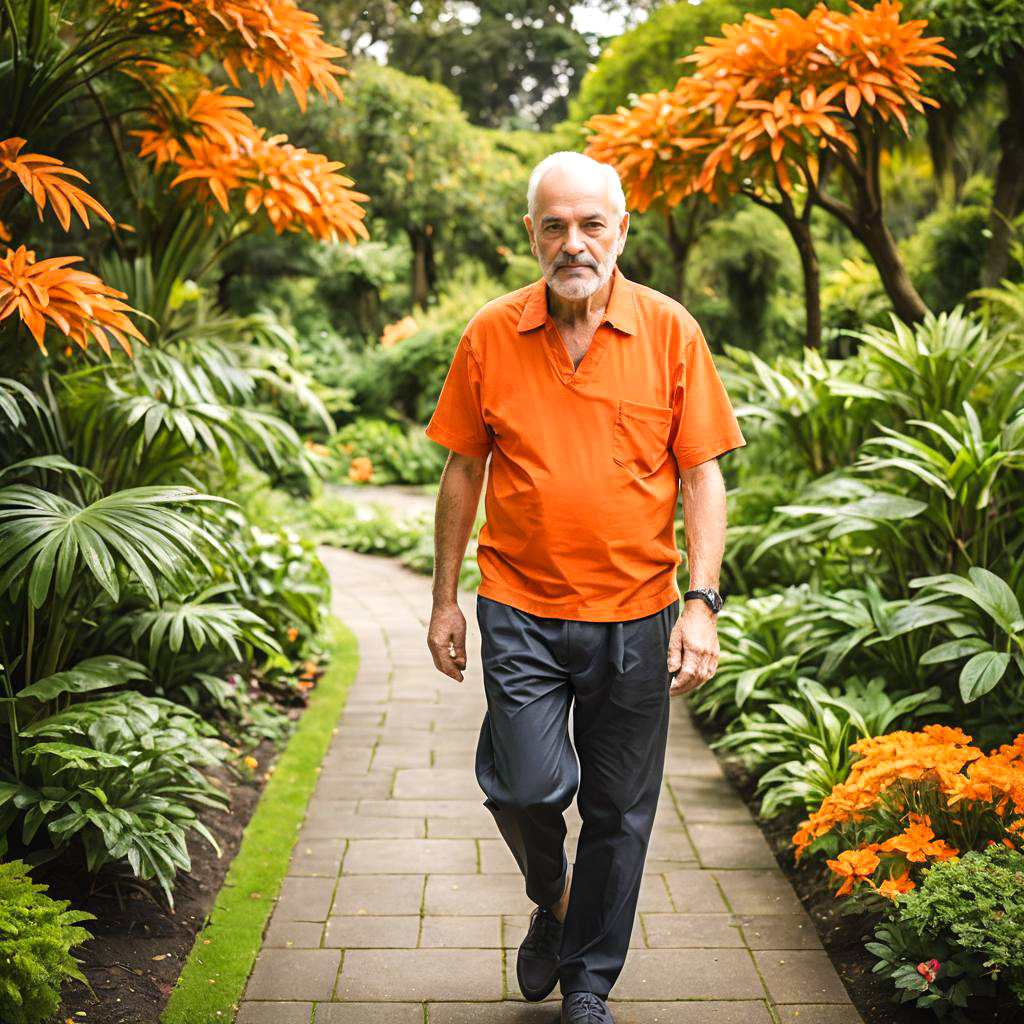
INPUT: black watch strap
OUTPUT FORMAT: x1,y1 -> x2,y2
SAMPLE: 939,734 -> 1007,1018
684,588 -> 724,613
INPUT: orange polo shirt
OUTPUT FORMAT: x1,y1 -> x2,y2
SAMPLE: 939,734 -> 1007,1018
425,266 -> 746,622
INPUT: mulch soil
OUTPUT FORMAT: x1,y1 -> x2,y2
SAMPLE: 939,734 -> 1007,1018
25,725 -> 288,1024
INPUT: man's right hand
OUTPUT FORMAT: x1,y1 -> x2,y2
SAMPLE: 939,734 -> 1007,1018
427,601 -> 468,682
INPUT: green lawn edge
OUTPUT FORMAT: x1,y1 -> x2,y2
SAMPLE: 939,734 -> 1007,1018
160,614 -> 359,1024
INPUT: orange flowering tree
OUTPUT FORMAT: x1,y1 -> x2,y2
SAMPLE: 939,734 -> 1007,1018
1,0 -> 368,358
585,1 -> 955,349
792,725 -> 1024,900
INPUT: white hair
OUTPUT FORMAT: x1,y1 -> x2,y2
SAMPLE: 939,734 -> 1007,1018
526,151 -> 626,223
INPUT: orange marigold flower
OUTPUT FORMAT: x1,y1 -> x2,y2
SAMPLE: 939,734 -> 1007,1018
348,456 -> 373,482
826,847 -> 879,897
0,138 -> 115,232
873,868 -> 915,898
0,246 -> 147,357
879,823 -> 957,863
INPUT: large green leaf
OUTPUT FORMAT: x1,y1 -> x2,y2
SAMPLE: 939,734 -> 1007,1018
17,656 -> 148,701
959,651 -> 1011,703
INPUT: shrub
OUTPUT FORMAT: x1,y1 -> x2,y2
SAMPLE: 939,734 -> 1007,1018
330,417 -> 446,485
0,858 -> 96,1024
868,845 -> 1024,1019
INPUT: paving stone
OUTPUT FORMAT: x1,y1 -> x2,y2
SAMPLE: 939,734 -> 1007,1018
640,913 -> 743,948
358,798 -> 484,818
312,775 -> 394,799
613,948 -> 764,1000
478,838 -> 519,872
429,816 -> 498,839
323,914 -> 420,948
428,1003 -> 556,1024
713,870 -> 804,914
287,842 -> 346,878
263,916 -> 324,947
687,823 -> 778,869
343,838 -> 478,874
420,915 -> 502,948
425,874 -> 533,915
331,874 -> 425,915
645,826 -> 698,863
273,876 -> 338,921
243,948 -> 342,999
753,950 -> 853,1003
315,1003 -> 423,1023
337,949 -> 502,1000
775,1005 -> 865,1023
605,1003 -> 774,1024
236,1001 -> 314,1024
634,873 -> 675,911
300,813 -> 425,840
666,776 -> 754,823
370,745 -> 433,768
662,869 -> 730,913
393,768 -> 484,800
739,913 -> 823,950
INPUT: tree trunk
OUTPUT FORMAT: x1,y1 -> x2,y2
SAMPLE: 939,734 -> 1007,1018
787,215 -> 822,350
855,215 -> 929,324
924,104 -> 966,206
408,225 -> 436,309
982,48 -> 1024,288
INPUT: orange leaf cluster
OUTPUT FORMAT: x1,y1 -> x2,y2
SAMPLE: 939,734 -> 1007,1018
134,89 -> 368,243
348,456 -> 373,482
793,726 -> 1024,898
585,0 -> 955,212
0,138 -> 115,231
379,316 -> 419,348
112,0 -> 347,110
0,246 -> 147,357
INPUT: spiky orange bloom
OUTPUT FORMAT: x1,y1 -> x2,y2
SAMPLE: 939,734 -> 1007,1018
826,847 -> 880,897
112,0 -> 347,110
585,0 -> 955,211
133,88 -> 368,243
0,246 -> 147,357
0,138 -> 115,231
879,823 -> 958,862
873,868 -> 916,898
133,87 -> 256,167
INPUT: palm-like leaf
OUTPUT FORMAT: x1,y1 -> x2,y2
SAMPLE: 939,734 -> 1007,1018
115,581 -> 282,664
0,483 -> 231,606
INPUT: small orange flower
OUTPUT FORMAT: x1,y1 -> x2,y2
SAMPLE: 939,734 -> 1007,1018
348,456 -> 373,482
880,823 -> 958,863
380,316 -> 419,348
243,755 -> 258,769
873,868 -> 915,898
826,847 -> 879,897
287,626 -> 299,642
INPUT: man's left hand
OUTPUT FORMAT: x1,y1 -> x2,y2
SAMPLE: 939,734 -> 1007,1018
667,600 -> 719,696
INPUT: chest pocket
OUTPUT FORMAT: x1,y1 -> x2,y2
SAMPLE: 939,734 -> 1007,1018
612,398 -> 673,478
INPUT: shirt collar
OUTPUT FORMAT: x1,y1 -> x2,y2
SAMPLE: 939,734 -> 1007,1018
516,265 -> 638,336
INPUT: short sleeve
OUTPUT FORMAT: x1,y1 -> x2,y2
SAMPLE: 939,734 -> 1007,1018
671,323 -> 746,470
425,335 -> 493,457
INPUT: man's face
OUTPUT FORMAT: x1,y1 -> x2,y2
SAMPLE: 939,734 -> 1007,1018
524,165 -> 629,302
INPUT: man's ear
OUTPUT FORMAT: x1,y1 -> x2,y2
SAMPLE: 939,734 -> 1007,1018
617,212 -> 630,253
523,214 -> 536,256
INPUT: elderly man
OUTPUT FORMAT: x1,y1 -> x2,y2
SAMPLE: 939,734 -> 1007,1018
424,151 -> 745,1023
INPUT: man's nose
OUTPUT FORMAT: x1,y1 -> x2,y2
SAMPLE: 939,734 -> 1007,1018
563,225 -> 585,254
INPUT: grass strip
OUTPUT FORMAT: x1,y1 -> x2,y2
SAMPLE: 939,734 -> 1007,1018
160,614 -> 359,1024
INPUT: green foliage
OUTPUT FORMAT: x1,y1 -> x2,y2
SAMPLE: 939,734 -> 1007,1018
714,676 -> 946,818
0,688 -> 229,909
0,858 -> 96,1024
869,845 -> 1024,1018
331,418 -> 446,486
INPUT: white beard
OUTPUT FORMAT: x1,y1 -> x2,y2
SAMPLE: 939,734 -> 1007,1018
539,233 -> 620,300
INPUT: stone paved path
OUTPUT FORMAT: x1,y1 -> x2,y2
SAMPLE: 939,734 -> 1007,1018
235,548 -> 863,1024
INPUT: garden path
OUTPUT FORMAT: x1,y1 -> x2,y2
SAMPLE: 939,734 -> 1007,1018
234,547 -> 864,1024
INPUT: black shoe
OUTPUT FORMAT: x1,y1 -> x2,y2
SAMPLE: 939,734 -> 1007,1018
561,992 -> 614,1023
517,905 -> 562,1001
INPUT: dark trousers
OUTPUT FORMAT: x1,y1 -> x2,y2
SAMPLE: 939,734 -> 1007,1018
474,594 -> 677,998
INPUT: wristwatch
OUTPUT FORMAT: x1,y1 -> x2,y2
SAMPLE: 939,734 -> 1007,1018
684,587 -> 724,614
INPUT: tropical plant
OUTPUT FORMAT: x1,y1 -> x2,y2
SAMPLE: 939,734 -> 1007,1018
715,676 -> 945,818
586,1 -> 956,345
